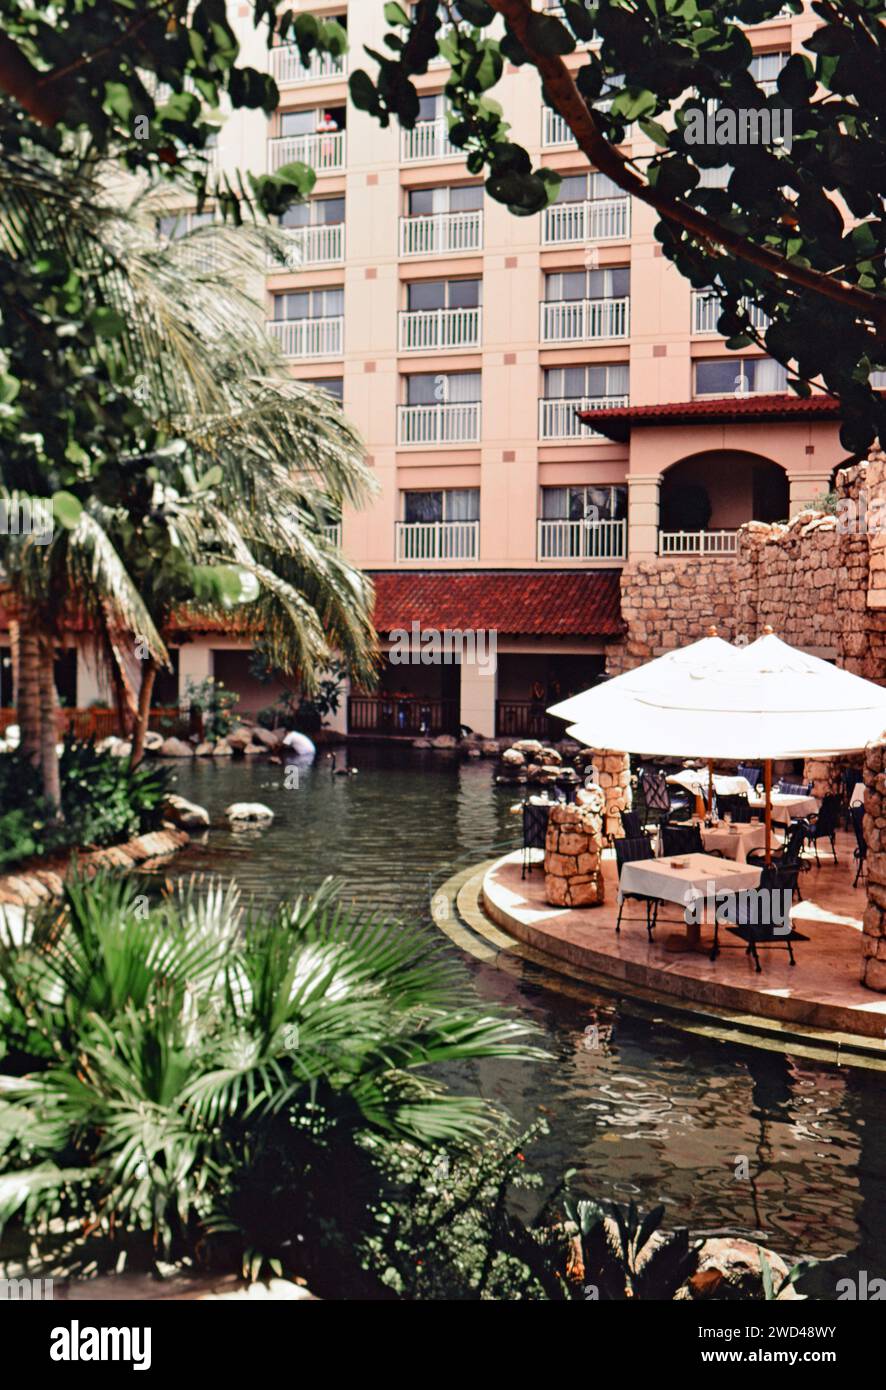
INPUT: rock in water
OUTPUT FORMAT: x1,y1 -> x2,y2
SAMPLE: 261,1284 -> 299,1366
225,803 -> 274,825
162,794 -> 210,829
281,730 -> 316,756
159,737 -> 195,758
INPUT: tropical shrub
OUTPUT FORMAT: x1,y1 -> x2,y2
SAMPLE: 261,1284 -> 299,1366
0,873 -> 543,1290
182,676 -> 239,741
0,739 -> 169,866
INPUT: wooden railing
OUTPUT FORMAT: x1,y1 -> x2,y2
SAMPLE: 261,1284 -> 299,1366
347,695 -> 459,736
495,702 -> 565,741
0,706 -> 190,740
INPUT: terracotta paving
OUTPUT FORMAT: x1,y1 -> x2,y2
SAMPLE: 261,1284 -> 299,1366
482,830 -> 886,1040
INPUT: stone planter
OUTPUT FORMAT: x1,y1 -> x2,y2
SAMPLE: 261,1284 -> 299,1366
544,801 -> 605,908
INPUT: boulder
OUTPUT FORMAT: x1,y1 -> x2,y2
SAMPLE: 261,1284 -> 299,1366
480,740 -> 500,758
241,743 -> 267,756
225,802 -> 274,825
466,747 -> 482,759
160,737 -> 195,758
162,794 -> 210,830
212,739 -> 234,757
412,737 -> 433,749
143,730 -> 164,752
502,748 -> 525,767
250,726 -> 281,748
431,734 -> 457,749
2,724 -> 20,749
226,725 -> 255,751
687,1238 -> 801,1301
513,739 -> 543,756
538,747 -> 563,766
194,741 -> 215,757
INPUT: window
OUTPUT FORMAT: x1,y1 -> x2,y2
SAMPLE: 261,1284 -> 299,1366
417,93 -> 446,123
543,364 -> 629,399
694,357 -> 788,396
545,267 -> 630,302
541,485 -> 627,522
301,376 -> 343,401
407,184 -> 482,216
406,278 -> 481,311
750,51 -> 788,91
156,210 -> 214,239
282,196 -> 345,229
403,488 -> 479,523
274,287 -> 344,321
555,172 -> 622,204
405,371 -> 481,404
280,105 -> 345,136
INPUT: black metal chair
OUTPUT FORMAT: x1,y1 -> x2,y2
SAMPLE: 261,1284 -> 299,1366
639,768 -> 690,824
614,835 -> 658,939
804,792 -> 842,866
850,801 -> 867,888
715,793 -> 751,823
660,823 -> 703,858
723,868 -> 809,972
843,768 -> 864,828
747,820 -> 809,901
737,764 -> 762,790
522,801 -> 551,879
620,810 -> 644,839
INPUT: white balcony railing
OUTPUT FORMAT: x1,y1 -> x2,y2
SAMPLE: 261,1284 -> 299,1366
268,315 -> 343,359
268,223 -> 345,270
268,130 -> 345,173
395,520 -> 479,561
691,290 -> 771,335
324,522 -> 342,547
401,118 -> 460,163
542,197 -> 630,245
397,401 -> 481,445
398,306 -> 481,352
538,394 -> 628,440
540,297 -> 630,343
399,209 -> 483,257
658,529 -> 739,556
271,46 -> 347,85
537,518 -> 627,562
543,108 -> 573,147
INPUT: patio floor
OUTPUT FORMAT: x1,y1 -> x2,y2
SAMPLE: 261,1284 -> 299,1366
480,830 -> 886,1045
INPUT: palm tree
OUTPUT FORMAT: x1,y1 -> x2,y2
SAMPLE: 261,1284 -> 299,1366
0,873 -> 544,1280
0,151 -> 379,793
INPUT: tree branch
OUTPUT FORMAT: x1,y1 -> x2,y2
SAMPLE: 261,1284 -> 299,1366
0,35 -> 68,125
489,0 -> 886,335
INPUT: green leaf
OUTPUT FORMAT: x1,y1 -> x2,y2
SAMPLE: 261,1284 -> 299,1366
349,70 -> 378,113
525,11 -> 576,56
88,307 -> 126,339
52,492 -> 83,529
384,1 -> 410,25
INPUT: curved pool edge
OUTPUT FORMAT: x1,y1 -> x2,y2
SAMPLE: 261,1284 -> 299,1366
431,852 -> 886,1072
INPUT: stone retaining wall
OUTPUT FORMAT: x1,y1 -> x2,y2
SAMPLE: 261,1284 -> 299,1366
0,828 -> 190,909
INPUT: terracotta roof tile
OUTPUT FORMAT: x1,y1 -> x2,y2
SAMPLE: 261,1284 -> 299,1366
368,569 -> 624,638
578,393 -> 842,442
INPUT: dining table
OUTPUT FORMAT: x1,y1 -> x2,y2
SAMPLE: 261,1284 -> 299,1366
747,790 -> 819,825
666,771 -> 755,799
617,851 -> 763,952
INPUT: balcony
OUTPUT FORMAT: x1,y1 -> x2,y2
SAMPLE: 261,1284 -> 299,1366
397,401 -> 481,445
542,197 -> 630,245
398,306 -> 481,352
271,46 -> 347,85
658,529 -> 738,557
268,130 -> 345,173
691,290 -> 771,335
395,519 -> 479,561
538,394 -> 628,440
268,223 -> 344,270
542,108 -> 573,147
537,518 -> 627,562
324,522 -> 342,547
268,315 -> 343,359
348,695 -> 458,736
401,118 -> 459,163
540,297 -> 630,343
399,209 -> 483,257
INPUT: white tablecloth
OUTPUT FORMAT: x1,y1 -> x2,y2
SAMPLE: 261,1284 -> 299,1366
851,782 -> 866,807
700,822 -> 768,863
748,792 -> 819,825
666,772 -> 754,798
618,852 -> 762,907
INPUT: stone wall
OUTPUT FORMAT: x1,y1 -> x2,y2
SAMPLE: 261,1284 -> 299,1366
610,450 -> 886,989
861,741 -> 886,992
544,801 -> 605,908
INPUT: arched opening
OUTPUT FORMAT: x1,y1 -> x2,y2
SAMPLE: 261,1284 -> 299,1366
659,450 -> 789,553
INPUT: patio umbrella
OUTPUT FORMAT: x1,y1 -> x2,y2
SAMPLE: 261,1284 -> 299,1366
560,628 -> 886,862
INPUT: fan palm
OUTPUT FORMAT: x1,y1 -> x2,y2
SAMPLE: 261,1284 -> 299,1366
0,872 -> 544,1274
0,149 -> 378,791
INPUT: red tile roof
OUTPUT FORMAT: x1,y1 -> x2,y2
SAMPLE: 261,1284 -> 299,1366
578,393 -> 842,442
368,569 -> 624,638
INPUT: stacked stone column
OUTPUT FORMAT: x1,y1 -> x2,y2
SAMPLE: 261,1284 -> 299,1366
544,801 -> 605,908
862,740 -> 886,991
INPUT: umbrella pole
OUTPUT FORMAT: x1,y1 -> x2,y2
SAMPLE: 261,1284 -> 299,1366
764,759 -> 772,866
708,760 -> 714,819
